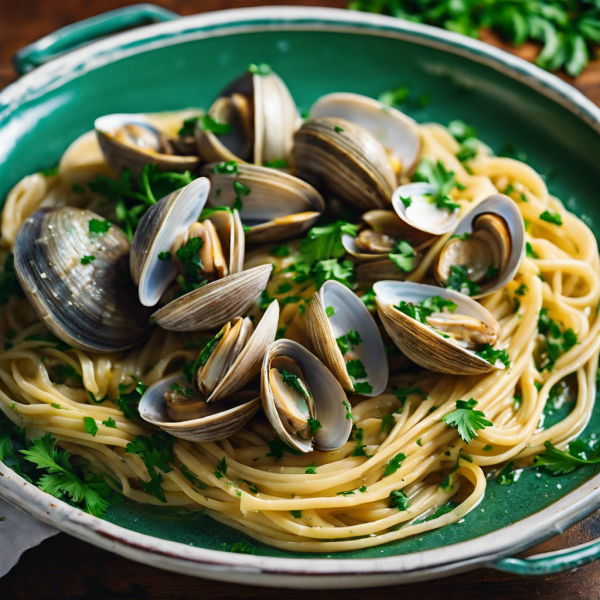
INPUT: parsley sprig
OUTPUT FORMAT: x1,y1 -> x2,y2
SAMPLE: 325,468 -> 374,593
413,158 -> 462,212
442,398 -> 493,443
535,436 -> 600,474
537,308 -> 578,371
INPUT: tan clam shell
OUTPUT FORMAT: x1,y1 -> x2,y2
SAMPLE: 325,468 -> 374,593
310,92 -> 422,176
373,281 -> 505,375
305,280 -> 388,396
196,70 -> 300,166
207,300 -> 279,402
202,162 -> 324,244
138,373 -> 260,442
292,117 -> 396,211
152,264 -> 272,332
95,111 -> 201,179
13,207 -> 152,353
434,194 -> 526,299
261,339 -> 352,453
130,178 -> 211,307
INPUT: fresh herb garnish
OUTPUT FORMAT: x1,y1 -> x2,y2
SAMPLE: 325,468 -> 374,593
269,244 -> 290,257
102,417 -> 116,429
83,417 -> 98,437
352,427 -> 367,457
325,306 -> 336,317
396,296 -> 457,324
312,258 -> 355,289
413,158 -> 461,211
537,308 -> 578,371
88,219 -> 111,237
540,210 -> 563,226
535,437 -> 600,474
279,369 -> 311,403
389,240 -> 416,273
446,264 -> 480,296
305,462 -> 318,474
80,255 -> 95,265
300,221 -> 358,266
264,159 -> 288,169
442,398 -> 493,444
20,434 -> 110,517
413,501 -> 458,525
266,439 -> 303,460
291,510 -> 303,518
308,418 -> 322,435
384,453 -> 406,477
497,461 -> 518,485
213,161 -> 238,174
201,114 -> 232,135
390,489 -> 411,510
158,251 -> 171,262
336,329 -> 362,355
475,344 -> 511,368
115,380 -> 147,421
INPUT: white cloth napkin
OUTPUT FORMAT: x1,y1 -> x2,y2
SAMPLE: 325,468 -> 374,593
0,496 -> 58,578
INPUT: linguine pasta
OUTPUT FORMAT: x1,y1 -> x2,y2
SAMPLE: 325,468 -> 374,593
0,122 -> 598,553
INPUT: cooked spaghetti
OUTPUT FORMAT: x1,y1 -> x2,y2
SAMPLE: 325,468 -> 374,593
0,111 -> 598,553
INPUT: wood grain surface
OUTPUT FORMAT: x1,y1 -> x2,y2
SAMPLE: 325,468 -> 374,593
1,1 -> 600,598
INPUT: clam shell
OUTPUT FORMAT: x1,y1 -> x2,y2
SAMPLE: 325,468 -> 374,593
391,182 -> 460,238
152,264 -> 273,332
131,178 -> 211,307
262,339 -> 352,453
373,281 -> 505,375
95,111 -> 201,178
310,92 -> 421,176
208,300 -> 279,402
139,373 -> 260,442
292,117 -> 396,211
14,207 -> 152,352
436,194 -> 525,299
196,70 -> 299,166
202,163 -> 324,243
306,280 -> 388,396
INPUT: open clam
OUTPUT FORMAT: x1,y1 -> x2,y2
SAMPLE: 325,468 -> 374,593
374,281 -> 506,375
139,373 -> 261,442
13,207 -> 152,352
262,339 -> 353,453
196,68 -> 300,166
342,209 -> 425,281
292,117 -> 396,211
95,110 -> 202,178
130,177 -> 271,330
305,280 -> 388,396
201,162 -> 325,244
433,194 -> 525,298
310,92 -> 421,177
138,301 -> 279,441
391,182 -> 461,239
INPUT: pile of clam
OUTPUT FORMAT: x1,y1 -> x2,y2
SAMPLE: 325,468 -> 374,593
12,66 -> 525,452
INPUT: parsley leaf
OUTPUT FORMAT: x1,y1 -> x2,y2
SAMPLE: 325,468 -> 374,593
312,258 -> 355,289
352,427 -> 367,457
267,439 -> 303,460
115,381 -> 147,421
537,309 -> 578,371
384,453 -> 406,477
442,398 -> 493,443
305,462 -> 318,474
390,489 -> 411,511
446,264 -> 480,296
308,418 -> 322,435
475,344 -> 511,368
535,437 -> 600,475
20,434 -> 109,517
413,501 -> 459,525
413,158 -> 460,212
83,417 -> 98,437
389,240 -> 417,273
279,369 -> 311,403
540,210 -> 562,226
300,221 -> 358,266
80,255 -> 95,265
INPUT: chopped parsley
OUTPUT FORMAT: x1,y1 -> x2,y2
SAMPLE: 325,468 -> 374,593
178,116 -> 200,137
342,400 -> 354,420
497,461 -> 518,485
394,387 -> 427,407
291,510 -> 302,518
215,456 -> 227,479
264,159 -> 288,169
279,369 -> 311,403
352,428 -> 367,457
413,501 -> 458,525
382,414 -> 396,433
312,258 -> 355,289
102,417 -> 117,429
537,308 -> 578,371
399,196 -> 411,208
346,359 -> 367,379
158,251 -> 171,261
442,398 -> 493,444
213,161 -> 238,174
389,240 -> 416,273
308,418 -> 322,435
88,219 -> 111,237
475,344 -> 511,368
80,255 -> 95,265
446,264 -> 480,296
384,453 -> 406,477
526,242 -> 539,259
336,329 -> 362,355
540,210 -> 563,226
115,380 -> 147,421
354,382 -> 373,394
396,296 -> 457,325
201,114 -> 232,135
334,125 -> 345,132
305,462 -> 317,474
83,417 -> 98,437
515,284 -> 528,296
300,221 -> 358,266
176,236 -> 204,283
413,158 -> 461,212
266,439 -> 303,460
390,489 -> 411,511
325,306 -> 336,317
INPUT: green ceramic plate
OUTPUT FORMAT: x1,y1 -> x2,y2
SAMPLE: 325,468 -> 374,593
1,5 -> 600,588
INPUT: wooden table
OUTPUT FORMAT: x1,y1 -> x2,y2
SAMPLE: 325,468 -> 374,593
1,1 -> 600,598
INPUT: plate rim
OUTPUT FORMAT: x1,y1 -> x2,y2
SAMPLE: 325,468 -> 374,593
1,5 -> 600,586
